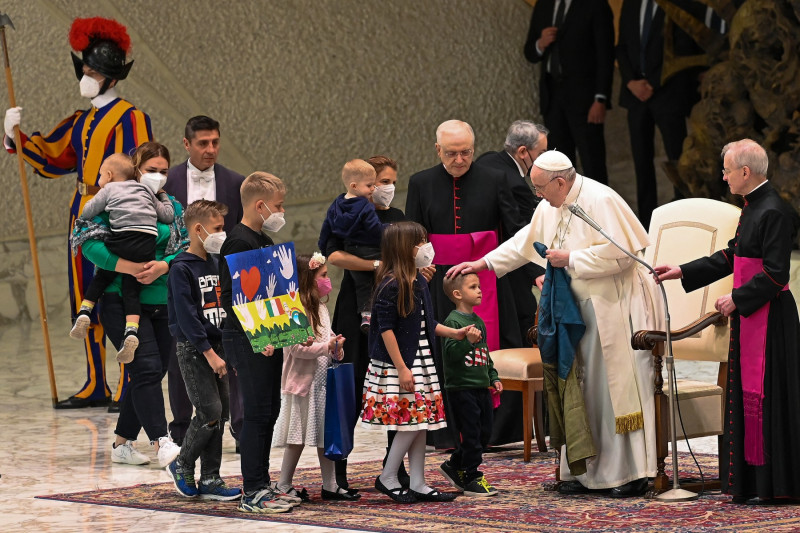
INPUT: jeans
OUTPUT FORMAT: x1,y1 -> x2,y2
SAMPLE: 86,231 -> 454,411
223,327 -> 283,493
448,388 -> 494,482
176,341 -> 229,480
101,293 -> 171,442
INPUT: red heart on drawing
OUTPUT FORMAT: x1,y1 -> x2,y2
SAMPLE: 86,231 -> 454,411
240,267 -> 261,302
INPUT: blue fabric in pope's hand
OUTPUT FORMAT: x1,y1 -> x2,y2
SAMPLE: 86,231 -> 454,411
533,242 -> 585,379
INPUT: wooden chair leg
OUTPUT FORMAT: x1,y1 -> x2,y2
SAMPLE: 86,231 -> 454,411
533,390 -> 547,452
522,381 -> 532,462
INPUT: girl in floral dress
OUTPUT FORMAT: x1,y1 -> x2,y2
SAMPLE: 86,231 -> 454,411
361,221 -> 480,503
272,253 -> 360,501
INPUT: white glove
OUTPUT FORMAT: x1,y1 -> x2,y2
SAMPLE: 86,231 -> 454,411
4,107 -> 21,139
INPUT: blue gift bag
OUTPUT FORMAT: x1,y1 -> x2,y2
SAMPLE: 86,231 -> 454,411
324,362 -> 356,461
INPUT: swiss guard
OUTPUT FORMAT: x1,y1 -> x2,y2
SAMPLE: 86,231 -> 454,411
3,17 -> 153,410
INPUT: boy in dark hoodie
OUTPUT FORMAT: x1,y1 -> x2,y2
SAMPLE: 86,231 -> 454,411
166,199 -> 241,501
317,159 -> 383,331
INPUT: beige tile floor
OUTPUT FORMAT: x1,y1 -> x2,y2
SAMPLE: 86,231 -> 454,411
0,314 -> 717,532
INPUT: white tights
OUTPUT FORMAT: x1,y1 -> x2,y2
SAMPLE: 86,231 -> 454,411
379,429 -> 431,493
277,444 -> 337,492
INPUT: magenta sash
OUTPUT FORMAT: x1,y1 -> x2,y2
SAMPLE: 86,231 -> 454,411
734,256 -> 789,466
429,231 -> 500,351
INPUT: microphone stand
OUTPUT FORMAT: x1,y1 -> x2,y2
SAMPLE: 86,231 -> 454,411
566,204 -> 697,502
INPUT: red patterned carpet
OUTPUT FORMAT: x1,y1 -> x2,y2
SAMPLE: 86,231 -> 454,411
37,450 -> 800,532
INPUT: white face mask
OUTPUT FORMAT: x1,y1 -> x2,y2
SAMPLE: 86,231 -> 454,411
372,184 -> 395,207
260,205 -> 286,234
79,75 -> 101,99
414,242 -> 435,268
139,172 -> 167,194
200,226 -> 226,254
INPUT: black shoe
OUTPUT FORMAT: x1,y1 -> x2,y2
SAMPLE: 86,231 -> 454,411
438,460 -> 465,491
609,478 -> 649,498
107,401 -> 120,413
321,486 -> 361,501
408,487 -> 457,502
54,395 -> 111,409
558,480 -> 590,495
375,476 -> 416,503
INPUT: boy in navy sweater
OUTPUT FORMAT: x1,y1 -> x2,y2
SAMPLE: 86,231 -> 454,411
317,159 -> 383,331
166,199 -> 241,501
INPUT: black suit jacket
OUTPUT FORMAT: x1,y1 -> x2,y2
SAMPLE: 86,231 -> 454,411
524,0 -> 615,115
616,0 -> 704,114
475,150 -> 538,234
164,161 -> 245,232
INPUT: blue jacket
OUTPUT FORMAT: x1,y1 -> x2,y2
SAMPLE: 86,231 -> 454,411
534,242 -> 585,379
167,251 -> 224,353
318,194 -> 384,252
368,273 -> 439,369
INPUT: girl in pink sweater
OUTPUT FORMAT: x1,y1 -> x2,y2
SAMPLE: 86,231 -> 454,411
271,252 -> 359,501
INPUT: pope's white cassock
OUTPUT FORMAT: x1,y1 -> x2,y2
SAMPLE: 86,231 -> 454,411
484,171 -> 664,489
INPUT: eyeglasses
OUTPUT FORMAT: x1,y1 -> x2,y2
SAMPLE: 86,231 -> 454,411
721,166 -> 742,176
531,175 -> 561,195
442,149 -> 474,160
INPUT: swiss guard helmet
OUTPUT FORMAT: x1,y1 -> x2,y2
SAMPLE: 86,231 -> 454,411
69,17 -> 133,84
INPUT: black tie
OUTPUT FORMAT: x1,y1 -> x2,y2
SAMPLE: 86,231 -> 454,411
550,0 -> 566,77
640,0 -> 654,76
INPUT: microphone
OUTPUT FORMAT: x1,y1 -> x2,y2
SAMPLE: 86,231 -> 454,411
566,203 -> 602,232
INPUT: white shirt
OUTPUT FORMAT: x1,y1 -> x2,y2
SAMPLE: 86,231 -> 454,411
640,0 -> 658,38
186,160 -> 216,204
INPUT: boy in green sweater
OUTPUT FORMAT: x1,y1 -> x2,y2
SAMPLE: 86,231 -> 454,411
438,272 -> 503,497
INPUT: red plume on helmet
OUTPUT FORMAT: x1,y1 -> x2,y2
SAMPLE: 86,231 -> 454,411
69,17 -> 134,82
69,17 -> 131,54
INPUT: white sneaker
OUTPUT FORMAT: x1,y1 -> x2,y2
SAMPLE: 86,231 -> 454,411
111,440 -> 151,465
69,314 -> 91,340
269,481 -> 303,506
116,334 -> 139,364
156,436 -> 181,467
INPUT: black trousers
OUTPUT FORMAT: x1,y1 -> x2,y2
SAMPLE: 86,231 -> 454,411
626,97 -> 687,229
543,74 -> 608,184
101,293 -> 171,441
84,231 -> 156,319
344,242 -> 380,314
222,326 -> 282,493
448,388 -> 494,482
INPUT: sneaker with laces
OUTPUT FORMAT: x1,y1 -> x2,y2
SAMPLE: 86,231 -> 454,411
238,488 -> 293,513
156,436 -> 181,467
439,460 -> 466,491
463,475 -> 498,497
269,481 -> 303,506
199,477 -> 241,501
111,440 -> 150,465
70,314 -> 91,340
167,459 -> 198,497
116,333 -> 139,364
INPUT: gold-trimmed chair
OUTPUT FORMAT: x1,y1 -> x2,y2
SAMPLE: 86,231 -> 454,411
632,198 -> 740,493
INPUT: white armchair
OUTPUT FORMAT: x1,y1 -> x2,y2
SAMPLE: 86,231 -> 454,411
632,198 -> 740,492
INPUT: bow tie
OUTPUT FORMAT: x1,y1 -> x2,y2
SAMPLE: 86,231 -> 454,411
191,170 -> 214,183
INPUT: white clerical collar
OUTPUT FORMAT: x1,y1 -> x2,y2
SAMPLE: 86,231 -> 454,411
91,88 -> 118,109
187,159 -> 215,176
507,151 -> 525,177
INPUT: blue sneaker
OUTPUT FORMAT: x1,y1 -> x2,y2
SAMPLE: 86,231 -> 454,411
199,478 -> 242,501
166,459 -> 198,497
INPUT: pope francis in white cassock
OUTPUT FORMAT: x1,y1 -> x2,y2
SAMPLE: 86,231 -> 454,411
448,150 -> 663,497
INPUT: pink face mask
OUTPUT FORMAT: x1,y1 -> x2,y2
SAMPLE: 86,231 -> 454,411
316,276 -> 332,297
